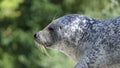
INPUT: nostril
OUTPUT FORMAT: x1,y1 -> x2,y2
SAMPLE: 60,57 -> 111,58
34,33 -> 37,38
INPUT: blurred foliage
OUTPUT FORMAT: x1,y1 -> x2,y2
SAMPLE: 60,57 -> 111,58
0,0 -> 120,68
0,0 -> 23,18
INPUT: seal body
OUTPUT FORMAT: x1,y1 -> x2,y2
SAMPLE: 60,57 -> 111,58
34,14 -> 120,68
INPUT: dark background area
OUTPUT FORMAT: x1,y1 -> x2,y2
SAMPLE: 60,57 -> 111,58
0,0 -> 120,68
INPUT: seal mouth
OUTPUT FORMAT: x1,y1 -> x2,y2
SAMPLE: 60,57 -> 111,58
34,38 -> 51,47
34,32 -> 52,47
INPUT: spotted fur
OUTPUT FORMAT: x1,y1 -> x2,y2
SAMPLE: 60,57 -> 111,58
34,14 -> 120,68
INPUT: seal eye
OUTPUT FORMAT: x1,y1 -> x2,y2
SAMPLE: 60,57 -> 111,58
48,27 -> 54,31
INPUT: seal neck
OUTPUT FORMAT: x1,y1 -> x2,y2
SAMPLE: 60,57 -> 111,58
50,41 -> 81,62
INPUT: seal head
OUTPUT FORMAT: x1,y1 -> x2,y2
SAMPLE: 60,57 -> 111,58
34,14 -> 95,61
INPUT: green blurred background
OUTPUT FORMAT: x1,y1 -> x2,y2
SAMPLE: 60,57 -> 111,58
0,0 -> 120,68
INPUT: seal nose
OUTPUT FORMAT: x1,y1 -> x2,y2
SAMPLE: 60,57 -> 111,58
34,33 -> 37,38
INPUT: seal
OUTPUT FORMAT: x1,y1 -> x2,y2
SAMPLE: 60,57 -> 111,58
34,14 -> 120,68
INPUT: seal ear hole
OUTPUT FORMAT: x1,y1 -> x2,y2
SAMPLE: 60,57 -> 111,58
59,26 -> 62,29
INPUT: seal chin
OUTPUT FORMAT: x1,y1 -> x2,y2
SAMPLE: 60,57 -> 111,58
34,38 -> 52,47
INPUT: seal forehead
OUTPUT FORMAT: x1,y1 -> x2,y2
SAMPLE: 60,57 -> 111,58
57,14 -> 94,25
57,14 -> 94,31
58,14 -> 82,24
57,14 -> 81,31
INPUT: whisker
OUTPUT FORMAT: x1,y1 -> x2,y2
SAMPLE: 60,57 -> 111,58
42,46 -> 51,58
51,13 -> 58,22
36,43 -> 51,58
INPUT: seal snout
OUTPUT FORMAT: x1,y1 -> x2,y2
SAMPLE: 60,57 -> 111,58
34,30 -> 52,47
